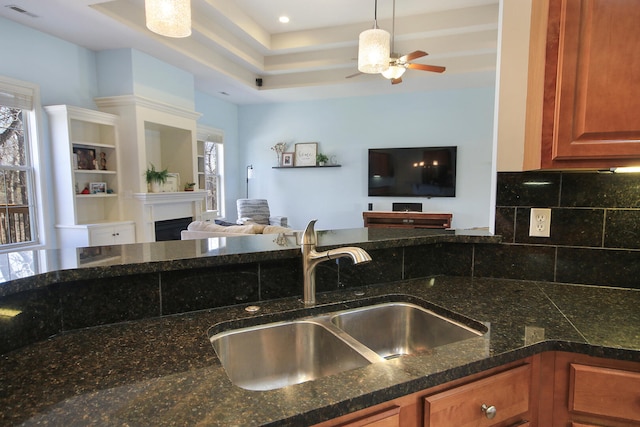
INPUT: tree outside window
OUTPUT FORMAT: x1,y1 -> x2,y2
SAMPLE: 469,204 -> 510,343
0,105 -> 35,246
203,140 -> 223,214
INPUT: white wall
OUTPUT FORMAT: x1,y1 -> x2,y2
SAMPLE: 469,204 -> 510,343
238,87 -> 495,230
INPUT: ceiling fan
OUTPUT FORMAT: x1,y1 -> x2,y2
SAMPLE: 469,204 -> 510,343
347,0 -> 446,84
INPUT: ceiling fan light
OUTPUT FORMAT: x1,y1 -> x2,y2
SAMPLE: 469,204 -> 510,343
145,0 -> 191,38
358,28 -> 390,74
381,65 -> 406,79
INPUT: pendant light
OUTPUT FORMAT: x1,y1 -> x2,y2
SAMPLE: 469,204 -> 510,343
358,0 -> 390,74
145,0 -> 192,38
381,0 -> 406,80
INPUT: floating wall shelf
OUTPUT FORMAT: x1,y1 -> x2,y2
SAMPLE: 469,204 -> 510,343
272,165 -> 342,169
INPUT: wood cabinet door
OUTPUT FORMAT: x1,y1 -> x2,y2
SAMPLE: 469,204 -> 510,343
333,406 -> 401,427
424,364 -> 531,427
569,364 -> 640,424
552,352 -> 640,427
541,0 -> 640,168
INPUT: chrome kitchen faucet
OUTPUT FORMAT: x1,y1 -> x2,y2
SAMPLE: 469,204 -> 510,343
301,219 -> 372,305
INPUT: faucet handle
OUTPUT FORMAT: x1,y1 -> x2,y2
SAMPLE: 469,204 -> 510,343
302,219 -> 318,246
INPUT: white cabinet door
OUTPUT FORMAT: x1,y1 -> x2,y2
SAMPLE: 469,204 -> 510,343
89,226 -> 118,246
88,222 -> 136,246
112,223 -> 135,244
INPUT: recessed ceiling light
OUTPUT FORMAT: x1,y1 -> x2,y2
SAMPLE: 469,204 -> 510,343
279,16 -> 290,24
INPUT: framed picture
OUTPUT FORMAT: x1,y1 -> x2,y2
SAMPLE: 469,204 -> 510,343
89,182 -> 107,194
281,152 -> 294,167
162,173 -> 180,192
294,142 -> 318,167
73,147 -> 96,170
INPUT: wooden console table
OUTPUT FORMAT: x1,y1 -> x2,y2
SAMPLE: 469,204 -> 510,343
363,211 -> 452,229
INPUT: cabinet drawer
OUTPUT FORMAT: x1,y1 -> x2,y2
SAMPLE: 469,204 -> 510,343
424,364 -> 531,427
334,406 -> 400,427
569,364 -> 640,423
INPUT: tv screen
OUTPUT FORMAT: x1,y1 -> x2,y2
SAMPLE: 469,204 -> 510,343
368,146 -> 457,197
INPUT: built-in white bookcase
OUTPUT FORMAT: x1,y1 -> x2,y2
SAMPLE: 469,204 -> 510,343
45,105 -> 135,248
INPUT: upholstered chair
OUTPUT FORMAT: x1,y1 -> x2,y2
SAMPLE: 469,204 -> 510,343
236,199 -> 288,227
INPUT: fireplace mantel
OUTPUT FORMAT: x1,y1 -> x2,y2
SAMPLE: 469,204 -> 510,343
132,191 -> 206,242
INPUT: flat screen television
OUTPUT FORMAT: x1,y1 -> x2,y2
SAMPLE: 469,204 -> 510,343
368,146 -> 457,197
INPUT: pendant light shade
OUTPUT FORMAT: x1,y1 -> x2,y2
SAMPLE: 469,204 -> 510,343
358,28 -> 391,74
145,0 -> 191,38
381,65 -> 406,79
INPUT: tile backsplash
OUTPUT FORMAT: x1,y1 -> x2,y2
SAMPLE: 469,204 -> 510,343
493,171 -> 640,288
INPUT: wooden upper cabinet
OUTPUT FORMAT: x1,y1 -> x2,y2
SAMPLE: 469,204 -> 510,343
526,0 -> 640,169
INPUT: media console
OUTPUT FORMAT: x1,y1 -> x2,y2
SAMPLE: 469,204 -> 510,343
363,211 -> 452,229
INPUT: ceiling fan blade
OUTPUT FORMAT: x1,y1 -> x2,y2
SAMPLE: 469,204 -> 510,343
407,63 -> 446,73
398,50 -> 427,63
391,77 -> 403,85
345,71 -> 364,79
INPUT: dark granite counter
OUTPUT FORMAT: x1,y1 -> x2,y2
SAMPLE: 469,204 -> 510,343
1,276 -> 638,426
0,228 -> 497,297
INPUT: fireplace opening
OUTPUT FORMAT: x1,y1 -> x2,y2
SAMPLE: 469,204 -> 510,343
155,217 -> 193,241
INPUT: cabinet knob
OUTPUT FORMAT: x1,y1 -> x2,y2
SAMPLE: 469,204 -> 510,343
481,404 -> 496,419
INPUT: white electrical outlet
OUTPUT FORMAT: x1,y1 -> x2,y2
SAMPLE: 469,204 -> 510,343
529,208 -> 551,237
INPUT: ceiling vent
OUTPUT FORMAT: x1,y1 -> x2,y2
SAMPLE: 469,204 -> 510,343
5,5 -> 38,18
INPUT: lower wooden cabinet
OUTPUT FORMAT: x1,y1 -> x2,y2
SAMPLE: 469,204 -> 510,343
552,352 -> 640,427
362,212 -> 452,230
313,353 -> 640,427
424,364 -> 532,427
312,358 -> 537,427
331,406 -> 401,427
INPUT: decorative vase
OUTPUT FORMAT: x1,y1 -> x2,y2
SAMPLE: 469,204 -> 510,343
150,181 -> 161,193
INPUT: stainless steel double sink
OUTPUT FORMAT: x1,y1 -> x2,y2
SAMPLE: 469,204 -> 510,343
209,300 -> 486,391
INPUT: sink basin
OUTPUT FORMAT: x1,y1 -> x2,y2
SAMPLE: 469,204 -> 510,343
330,302 -> 483,359
210,320 -> 374,391
210,299 -> 485,391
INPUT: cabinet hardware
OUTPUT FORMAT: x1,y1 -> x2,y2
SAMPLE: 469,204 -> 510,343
481,403 -> 497,419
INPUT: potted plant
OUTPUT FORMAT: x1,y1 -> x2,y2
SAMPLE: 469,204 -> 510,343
144,163 -> 169,193
184,182 -> 196,191
316,153 -> 329,166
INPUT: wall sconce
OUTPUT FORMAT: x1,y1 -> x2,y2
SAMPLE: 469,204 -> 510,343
246,165 -> 253,198
145,0 -> 191,38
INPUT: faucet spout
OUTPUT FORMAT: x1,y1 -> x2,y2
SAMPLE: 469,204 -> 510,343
301,220 -> 372,305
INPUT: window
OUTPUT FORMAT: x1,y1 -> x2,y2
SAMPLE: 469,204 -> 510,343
0,77 -> 40,249
198,128 -> 224,216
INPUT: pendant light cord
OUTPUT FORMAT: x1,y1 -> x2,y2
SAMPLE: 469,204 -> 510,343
373,0 -> 379,29
390,0 -> 396,54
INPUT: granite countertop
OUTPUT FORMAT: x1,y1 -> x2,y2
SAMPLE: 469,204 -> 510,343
0,228 -> 497,297
1,276 -> 638,426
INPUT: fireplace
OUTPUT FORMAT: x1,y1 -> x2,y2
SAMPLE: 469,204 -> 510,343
155,217 -> 193,241
131,191 -> 206,242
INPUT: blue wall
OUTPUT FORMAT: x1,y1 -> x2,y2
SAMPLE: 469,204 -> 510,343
0,18 -> 98,108
238,88 -> 495,230
0,15 -> 496,245
97,49 -> 196,110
